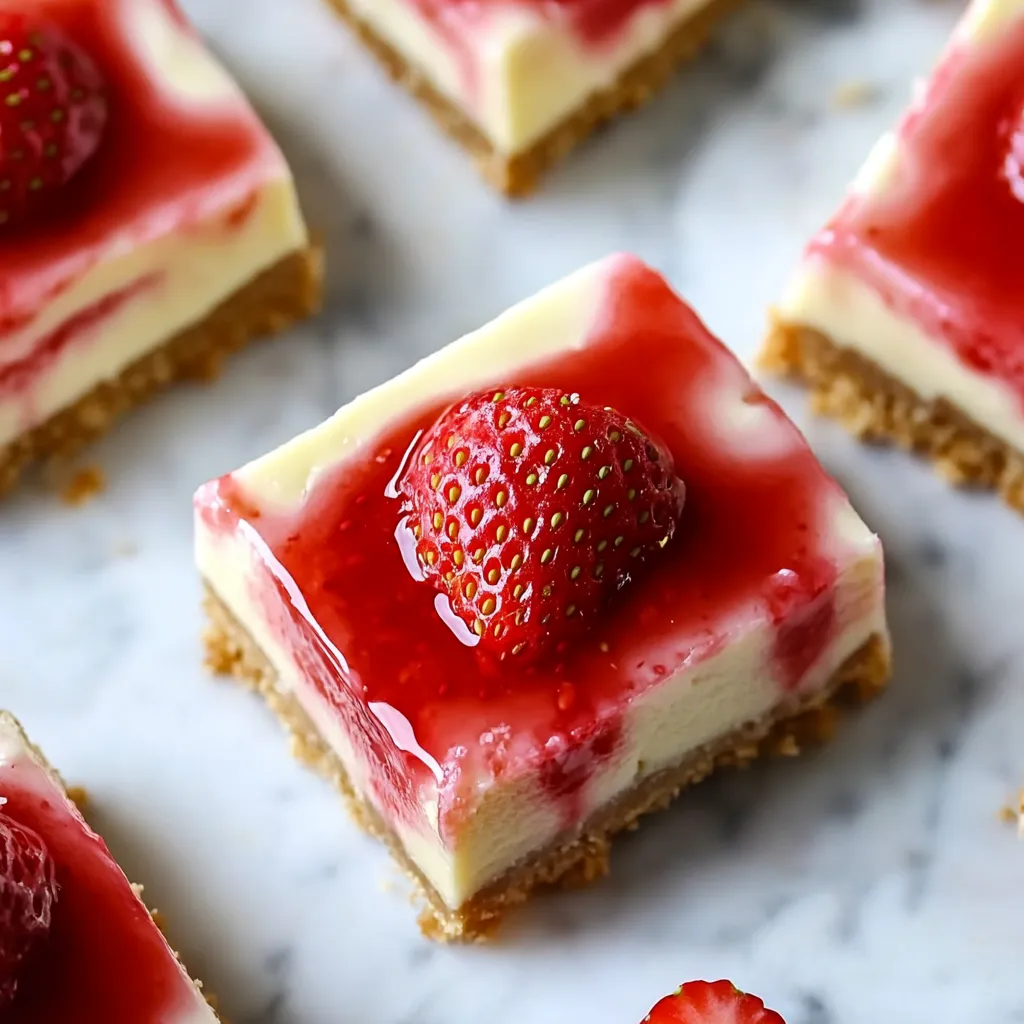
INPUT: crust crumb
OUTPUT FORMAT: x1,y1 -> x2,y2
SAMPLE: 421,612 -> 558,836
59,465 -> 106,506
770,733 -> 801,757
832,80 -> 879,109
67,786 -> 89,811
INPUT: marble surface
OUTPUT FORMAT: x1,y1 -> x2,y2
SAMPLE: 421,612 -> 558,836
3,0 -> 1024,1020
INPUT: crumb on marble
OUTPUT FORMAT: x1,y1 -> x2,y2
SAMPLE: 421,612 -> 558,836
770,733 -> 801,758
113,539 -> 139,559
832,80 -> 880,110
59,464 -> 106,506
998,791 -> 1024,832
67,786 -> 89,811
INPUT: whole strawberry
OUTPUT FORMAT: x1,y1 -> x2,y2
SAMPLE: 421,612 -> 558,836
0,811 -> 59,1005
0,14 -> 108,230
644,981 -> 787,1023
402,386 -> 685,663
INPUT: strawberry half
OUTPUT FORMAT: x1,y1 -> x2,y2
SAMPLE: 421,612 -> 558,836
644,981 -> 787,1024
0,14 -> 108,230
0,811 -> 59,1006
401,386 -> 685,663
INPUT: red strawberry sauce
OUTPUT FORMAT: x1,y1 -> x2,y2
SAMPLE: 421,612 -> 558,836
3,754 -> 206,1022
0,0 -> 274,404
411,0 -> 676,47
202,259 -> 855,837
811,19 -> 1024,402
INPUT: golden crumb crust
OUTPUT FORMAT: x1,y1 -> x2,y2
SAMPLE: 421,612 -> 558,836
761,320 -> 1024,515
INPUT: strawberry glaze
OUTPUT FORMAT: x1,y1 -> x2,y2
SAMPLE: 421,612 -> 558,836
0,0 -> 278,399
202,260 -> 849,838
412,0 -> 676,46
2,753 -> 208,1022
811,18 -> 1024,402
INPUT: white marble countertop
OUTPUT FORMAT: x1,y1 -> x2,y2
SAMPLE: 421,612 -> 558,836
4,0 -> 1024,1020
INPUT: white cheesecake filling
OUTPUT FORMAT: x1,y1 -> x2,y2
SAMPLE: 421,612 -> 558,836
0,0 -> 308,449
0,713 -> 217,1022
196,255 -> 887,910
345,0 -> 720,154
779,0 -> 1024,453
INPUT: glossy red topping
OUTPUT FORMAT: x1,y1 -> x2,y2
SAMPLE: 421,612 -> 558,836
812,18 -> 1024,401
0,813 -> 57,1007
0,14 -> 108,231
2,751 -> 207,1022
643,980 -> 786,1023
402,386 -> 686,663
203,259 -> 848,835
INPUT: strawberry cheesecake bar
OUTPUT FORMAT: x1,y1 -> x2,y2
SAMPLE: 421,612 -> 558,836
195,254 -> 890,940
0,712 -> 218,1021
330,0 -> 743,195
0,0 -> 320,496
764,0 -> 1024,512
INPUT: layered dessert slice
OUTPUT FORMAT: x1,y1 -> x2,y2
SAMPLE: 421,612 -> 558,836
195,254 -> 890,940
0,712 -> 219,1021
0,0 -> 321,496
330,0 -> 744,195
764,0 -> 1024,512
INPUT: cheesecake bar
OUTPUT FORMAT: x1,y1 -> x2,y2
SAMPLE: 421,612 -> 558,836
195,254 -> 890,940
0,0 -> 321,497
330,0 -> 743,195
764,0 -> 1024,512
0,712 -> 219,1021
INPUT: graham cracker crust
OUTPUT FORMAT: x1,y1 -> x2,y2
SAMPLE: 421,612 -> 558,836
761,320 -> 1024,515
326,0 -> 744,196
0,245 -> 323,499
202,586 -> 890,942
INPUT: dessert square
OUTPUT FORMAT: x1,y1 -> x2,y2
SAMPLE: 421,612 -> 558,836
329,0 -> 743,195
764,0 -> 1024,512
195,254 -> 890,940
0,0 -> 322,497
0,712 -> 219,1020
